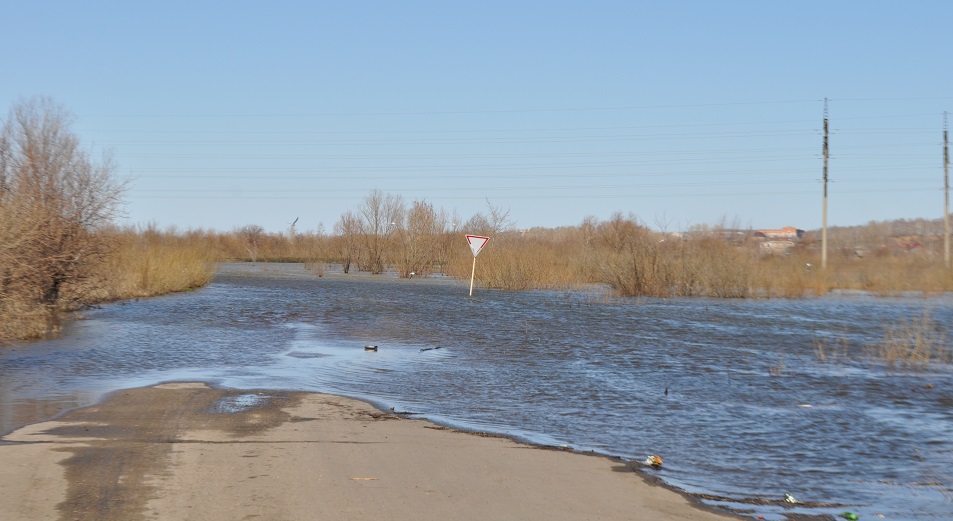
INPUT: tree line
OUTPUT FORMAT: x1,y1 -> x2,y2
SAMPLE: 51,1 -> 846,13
5,97 -> 953,343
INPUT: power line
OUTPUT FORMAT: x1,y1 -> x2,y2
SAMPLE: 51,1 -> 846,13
78,99 -> 822,119
127,186 -> 941,202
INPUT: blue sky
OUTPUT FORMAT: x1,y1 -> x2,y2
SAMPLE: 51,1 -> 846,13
3,1 -> 952,234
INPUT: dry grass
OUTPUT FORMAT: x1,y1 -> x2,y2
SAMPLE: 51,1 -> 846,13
851,257 -> 952,294
865,311 -> 953,368
0,298 -> 58,342
447,235 -> 581,291
0,227 -> 216,343
85,228 -> 217,300
120,197 -> 953,300
13,196 -> 953,343
196,216 -> 953,299
813,334 -> 853,364
814,313 -> 953,369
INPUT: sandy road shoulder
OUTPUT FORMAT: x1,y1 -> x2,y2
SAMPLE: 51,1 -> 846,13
1,383 -> 739,521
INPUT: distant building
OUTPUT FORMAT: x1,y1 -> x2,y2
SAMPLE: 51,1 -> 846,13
760,240 -> 796,254
754,226 -> 804,240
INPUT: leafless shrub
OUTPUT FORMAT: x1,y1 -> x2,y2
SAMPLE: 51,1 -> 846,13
589,214 -> 759,298
465,199 -> 516,236
333,211 -> 361,273
238,225 -> 264,263
356,190 -> 403,274
393,200 -> 448,278
0,98 -> 125,341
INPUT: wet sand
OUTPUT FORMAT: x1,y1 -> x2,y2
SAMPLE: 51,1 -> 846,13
0,383 -> 739,521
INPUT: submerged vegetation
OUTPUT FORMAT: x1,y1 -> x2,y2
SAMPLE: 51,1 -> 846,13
3,98 -> 953,343
815,311 -> 953,368
867,311 -> 952,368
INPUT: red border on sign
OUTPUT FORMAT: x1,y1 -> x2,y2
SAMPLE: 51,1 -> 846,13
466,235 -> 490,256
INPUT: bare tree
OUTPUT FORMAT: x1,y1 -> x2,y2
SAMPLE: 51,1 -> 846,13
356,190 -> 404,274
0,98 -> 125,341
463,212 -> 493,236
238,225 -> 264,262
435,210 -> 464,273
464,198 -> 516,236
333,210 -> 360,273
486,198 -> 515,233
393,200 -> 447,278
0,98 -> 125,318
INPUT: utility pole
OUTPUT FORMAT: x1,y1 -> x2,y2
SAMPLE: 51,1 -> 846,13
822,98 -> 829,269
945,112 -> 950,268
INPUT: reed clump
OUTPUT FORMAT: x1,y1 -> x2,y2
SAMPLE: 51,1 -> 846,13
447,232 -> 582,291
865,312 -> 952,368
814,334 -> 853,364
825,256 -> 953,295
813,314 -> 953,369
0,297 -> 58,342
85,227 -> 217,301
0,226 -> 217,343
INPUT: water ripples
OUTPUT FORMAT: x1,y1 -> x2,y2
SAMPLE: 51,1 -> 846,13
2,263 -> 952,520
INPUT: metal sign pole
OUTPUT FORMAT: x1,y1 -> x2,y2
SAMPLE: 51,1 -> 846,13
469,256 -> 477,296
465,235 -> 490,296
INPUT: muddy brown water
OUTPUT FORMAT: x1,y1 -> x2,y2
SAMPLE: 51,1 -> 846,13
2,263 -> 952,520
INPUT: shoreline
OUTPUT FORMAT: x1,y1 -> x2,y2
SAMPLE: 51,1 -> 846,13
1,382 -> 741,521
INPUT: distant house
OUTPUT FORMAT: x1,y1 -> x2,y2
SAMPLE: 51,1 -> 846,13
760,240 -> 796,254
754,226 -> 804,240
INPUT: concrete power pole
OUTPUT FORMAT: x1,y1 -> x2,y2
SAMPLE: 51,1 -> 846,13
945,112 -> 950,268
822,98 -> 829,269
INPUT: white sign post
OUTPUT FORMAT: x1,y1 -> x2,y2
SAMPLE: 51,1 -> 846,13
466,235 -> 490,296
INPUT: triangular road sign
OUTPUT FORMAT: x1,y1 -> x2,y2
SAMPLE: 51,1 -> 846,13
466,235 -> 490,257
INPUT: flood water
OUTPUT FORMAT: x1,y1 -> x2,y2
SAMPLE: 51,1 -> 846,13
2,263 -> 952,520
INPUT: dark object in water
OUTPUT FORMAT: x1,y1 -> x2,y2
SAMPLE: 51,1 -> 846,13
364,345 -> 378,351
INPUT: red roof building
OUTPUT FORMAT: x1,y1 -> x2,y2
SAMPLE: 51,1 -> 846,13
755,226 -> 804,239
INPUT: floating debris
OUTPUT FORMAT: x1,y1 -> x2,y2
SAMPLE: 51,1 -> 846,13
644,454 -> 663,468
364,345 -> 378,351
839,512 -> 858,521
783,493 -> 799,503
